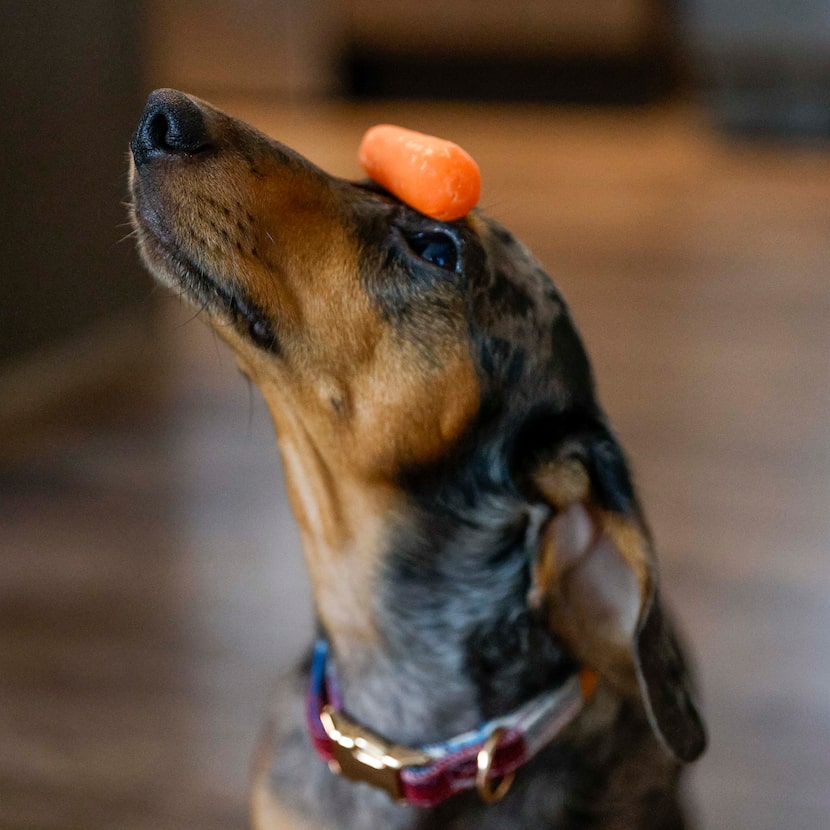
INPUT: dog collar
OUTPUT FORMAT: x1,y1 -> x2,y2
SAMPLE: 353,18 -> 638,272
306,640 -> 597,807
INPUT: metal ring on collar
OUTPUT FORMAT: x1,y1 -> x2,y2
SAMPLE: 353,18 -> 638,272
475,726 -> 515,804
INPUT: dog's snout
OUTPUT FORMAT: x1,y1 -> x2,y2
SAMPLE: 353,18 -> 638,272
131,88 -> 211,165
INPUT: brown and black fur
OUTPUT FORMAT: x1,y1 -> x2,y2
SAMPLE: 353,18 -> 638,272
129,90 -> 706,830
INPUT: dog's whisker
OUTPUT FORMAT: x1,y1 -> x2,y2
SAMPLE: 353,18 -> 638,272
116,229 -> 139,245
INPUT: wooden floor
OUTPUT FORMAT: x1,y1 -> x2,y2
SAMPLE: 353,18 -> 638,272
1,100 -> 829,829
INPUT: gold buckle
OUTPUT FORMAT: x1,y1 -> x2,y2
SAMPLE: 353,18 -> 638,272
319,705 -> 431,802
475,726 -> 515,804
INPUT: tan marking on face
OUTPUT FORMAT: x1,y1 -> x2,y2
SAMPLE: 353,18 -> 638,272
349,334 -> 481,473
466,212 -> 490,237
534,458 -> 591,510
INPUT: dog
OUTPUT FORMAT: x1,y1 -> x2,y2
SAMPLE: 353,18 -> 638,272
129,89 -> 706,830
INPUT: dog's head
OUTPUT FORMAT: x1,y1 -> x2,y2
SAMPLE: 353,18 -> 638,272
130,90 -> 705,763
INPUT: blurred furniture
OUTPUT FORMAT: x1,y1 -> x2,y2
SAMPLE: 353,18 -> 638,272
343,0 -> 677,103
682,0 -> 830,137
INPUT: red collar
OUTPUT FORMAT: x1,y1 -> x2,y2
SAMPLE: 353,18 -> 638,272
305,640 -> 597,807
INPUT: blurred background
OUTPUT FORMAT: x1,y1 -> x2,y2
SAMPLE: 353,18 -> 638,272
1,1 -> 828,827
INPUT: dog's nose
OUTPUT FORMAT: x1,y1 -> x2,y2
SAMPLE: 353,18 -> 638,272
131,89 -> 211,165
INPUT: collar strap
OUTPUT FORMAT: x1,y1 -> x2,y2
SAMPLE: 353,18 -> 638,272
305,640 -> 597,807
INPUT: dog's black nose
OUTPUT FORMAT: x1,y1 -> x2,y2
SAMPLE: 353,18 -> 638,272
131,89 -> 211,165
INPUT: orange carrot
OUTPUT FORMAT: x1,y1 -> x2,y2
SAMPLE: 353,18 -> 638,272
358,125 -> 481,222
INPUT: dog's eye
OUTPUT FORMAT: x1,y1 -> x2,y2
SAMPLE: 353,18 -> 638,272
248,317 -> 276,350
405,231 -> 458,272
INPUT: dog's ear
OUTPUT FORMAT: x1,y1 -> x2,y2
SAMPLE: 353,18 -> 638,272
519,420 -> 706,762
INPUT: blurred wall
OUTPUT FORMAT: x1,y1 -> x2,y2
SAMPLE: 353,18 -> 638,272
0,1 -> 151,426
142,0 -> 342,97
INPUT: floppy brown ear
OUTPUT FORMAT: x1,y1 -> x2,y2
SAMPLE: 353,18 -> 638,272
529,450 -> 706,763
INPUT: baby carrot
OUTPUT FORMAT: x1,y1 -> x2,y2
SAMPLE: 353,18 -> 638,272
358,125 -> 481,222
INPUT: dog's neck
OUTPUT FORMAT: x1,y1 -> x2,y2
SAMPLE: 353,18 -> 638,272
266,396 -> 396,649
274,417 -> 576,749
